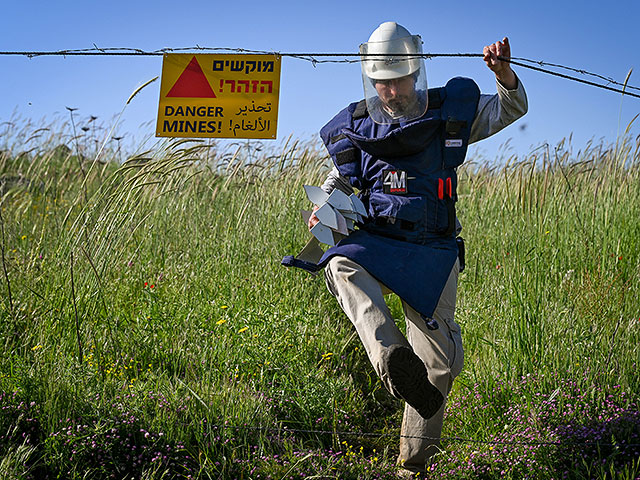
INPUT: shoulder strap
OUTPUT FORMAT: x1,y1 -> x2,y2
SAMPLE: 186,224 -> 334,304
352,99 -> 368,120
427,88 -> 442,110
440,77 -> 481,168
319,103 -> 363,181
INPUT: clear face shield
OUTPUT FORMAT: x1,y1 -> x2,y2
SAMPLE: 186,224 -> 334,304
359,34 -> 428,124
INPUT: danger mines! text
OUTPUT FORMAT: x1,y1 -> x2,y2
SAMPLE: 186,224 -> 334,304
164,106 -> 224,118
162,120 -> 222,134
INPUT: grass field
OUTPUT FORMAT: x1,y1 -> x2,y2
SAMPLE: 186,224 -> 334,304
0,116 -> 639,479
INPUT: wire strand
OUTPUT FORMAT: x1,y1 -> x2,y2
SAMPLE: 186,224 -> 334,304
208,422 -> 640,448
1,47 -> 638,99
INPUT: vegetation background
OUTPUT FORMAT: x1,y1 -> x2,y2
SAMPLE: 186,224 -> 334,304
0,110 -> 639,479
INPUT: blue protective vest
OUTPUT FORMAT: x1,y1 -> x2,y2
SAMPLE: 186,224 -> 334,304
321,76 -> 479,242
283,77 -> 480,318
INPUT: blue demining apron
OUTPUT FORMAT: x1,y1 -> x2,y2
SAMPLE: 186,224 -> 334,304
283,77 -> 480,319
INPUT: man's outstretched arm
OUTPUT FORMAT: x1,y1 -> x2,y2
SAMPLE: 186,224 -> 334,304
470,36 -> 528,144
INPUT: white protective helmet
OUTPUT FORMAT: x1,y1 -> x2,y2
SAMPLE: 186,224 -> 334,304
359,22 -> 428,124
360,22 -> 423,80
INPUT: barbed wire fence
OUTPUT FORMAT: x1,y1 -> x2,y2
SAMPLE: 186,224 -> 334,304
203,422 -> 640,448
1,46 -> 639,98
173,380 -> 640,449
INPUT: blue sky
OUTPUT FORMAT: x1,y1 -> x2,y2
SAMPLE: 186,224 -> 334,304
2,0 -> 640,160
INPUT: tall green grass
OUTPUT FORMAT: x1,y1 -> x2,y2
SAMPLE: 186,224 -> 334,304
0,116 -> 638,479
458,137 -> 640,389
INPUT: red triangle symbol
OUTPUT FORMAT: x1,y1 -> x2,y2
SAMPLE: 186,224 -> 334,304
167,56 -> 216,98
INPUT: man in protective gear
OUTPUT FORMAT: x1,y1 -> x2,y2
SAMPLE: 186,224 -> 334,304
284,21 -> 527,475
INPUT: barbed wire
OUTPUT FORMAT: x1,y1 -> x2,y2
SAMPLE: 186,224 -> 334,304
174,380 -> 640,449
1,46 -> 638,99
206,422 -> 640,449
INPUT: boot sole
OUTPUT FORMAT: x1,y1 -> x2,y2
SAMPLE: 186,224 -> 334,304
387,345 -> 444,420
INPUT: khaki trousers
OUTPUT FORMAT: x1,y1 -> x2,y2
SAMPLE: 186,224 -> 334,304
324,255 -> 464,473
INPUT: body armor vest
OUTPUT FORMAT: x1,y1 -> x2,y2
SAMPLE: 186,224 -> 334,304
320,77 -> 480,243
282,77 -> 480,319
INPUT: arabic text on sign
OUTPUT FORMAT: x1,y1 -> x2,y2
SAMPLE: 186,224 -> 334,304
230,118 -> 271,136
236,101 -> 272,116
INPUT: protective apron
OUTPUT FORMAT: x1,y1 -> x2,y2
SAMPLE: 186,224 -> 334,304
283,77 -> 480,319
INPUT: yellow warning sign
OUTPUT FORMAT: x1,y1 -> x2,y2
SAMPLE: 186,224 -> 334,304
156,53 -> 281,139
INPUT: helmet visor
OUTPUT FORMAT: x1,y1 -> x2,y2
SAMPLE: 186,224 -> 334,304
359,35 -> 428,124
